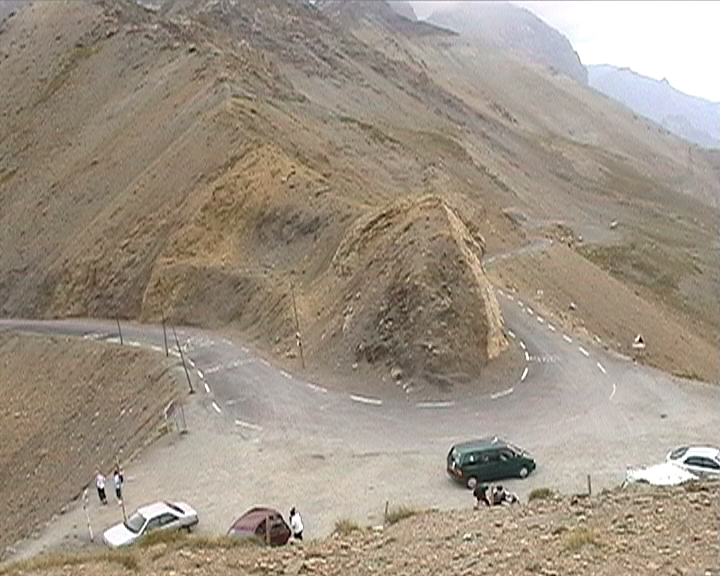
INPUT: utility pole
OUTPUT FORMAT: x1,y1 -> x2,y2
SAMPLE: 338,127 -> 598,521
290,282 -> 305,370
162,313 -> 169,357
115,315 -> 124,346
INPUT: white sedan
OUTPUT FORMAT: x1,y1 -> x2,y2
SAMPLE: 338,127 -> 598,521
103,501 -> 198,548
666,446 -> 720,478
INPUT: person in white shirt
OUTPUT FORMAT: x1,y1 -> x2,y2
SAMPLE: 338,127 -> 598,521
95,471 -> 107,505
289,507 -> 303,541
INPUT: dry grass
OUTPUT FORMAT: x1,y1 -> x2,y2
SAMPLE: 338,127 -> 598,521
384,505 -> 418,526
528,487 -> 554,502
333,518 -> 361,536
563,527 -> 600,553
0,549 -> 139,575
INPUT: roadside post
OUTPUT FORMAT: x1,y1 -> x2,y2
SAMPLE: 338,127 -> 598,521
290,282 -> 305,369
116,455 -> 127,523
172,326 -> 195,394
162,313 -> 169,357
116,315 -> 124,346
82,488 -> 94,542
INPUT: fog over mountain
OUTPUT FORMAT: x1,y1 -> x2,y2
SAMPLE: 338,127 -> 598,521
589,65 -> 720,149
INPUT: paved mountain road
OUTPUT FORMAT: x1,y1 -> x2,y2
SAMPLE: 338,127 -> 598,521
2,293 -> 718,557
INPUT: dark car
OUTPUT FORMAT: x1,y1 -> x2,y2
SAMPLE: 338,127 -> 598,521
447,437 -> 536,488
227,507 -> 291,546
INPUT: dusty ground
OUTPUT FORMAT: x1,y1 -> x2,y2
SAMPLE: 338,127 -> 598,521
0,332 -> 182,559
2,482 -> 718,576
1,0 -> 719,389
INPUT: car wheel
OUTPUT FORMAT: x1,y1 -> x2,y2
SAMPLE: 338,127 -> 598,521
518,466 -> 529,479
466,476 -> 479,489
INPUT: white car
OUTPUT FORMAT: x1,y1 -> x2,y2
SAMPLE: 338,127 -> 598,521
666,446 -> 720,478
624,461 -> 698,486
102,501 -> 198,548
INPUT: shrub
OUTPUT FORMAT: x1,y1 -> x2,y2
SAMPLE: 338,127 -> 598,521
334,518 -> 361,536
528,487 -> 554,502
564,528 -> 599,552
384,505 -> 417,526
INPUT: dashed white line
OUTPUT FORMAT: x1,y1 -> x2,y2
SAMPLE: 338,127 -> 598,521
211,401 -> 222,414
235,419 -> 262,431
307,383 -> 328,394
524,351 -> 530,362
280,370 -> 292,380
259,359 -> 270,367
150,345 -> 164,353
416,401 -> 455,409
497,288 -> 504,297
222,338 -> 233,346
187,358 -> 196,368
197,369 -> 204,379
609,382 -> 617,401
204,382 -> 210,394
519,341 -> 526,350
526,307 -> 534,316
563,334 -> 573,344
507,330 -> 516,340
518,301 -> 524,308
241,346 -> 249,354
548,324 -> 556,332
205,366 -> 222,375
507,294 -> 514,301
350,394 -> 383,406
128,341 -> 143,348
491,387 -> 514,400
596,362 -> 607,374
537,316 -> 544,324
578,346 -> 590,357
521,366 -> 529,382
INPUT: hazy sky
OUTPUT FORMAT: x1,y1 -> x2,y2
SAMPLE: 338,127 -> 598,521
409,1 -> 720,102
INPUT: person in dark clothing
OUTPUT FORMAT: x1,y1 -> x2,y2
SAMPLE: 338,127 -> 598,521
95,471 -> 107,505
473,483 -> 491,509
113,468 -> 124,504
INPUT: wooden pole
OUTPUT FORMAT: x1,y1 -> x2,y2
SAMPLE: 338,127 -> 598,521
587,474 -> 592,497
172,326 -> 194,394
115,315 -> 123,346
290,282 -> 305,369
162,313 -> 169,357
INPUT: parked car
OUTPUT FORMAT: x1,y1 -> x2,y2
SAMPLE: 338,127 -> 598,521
447,437 -> 536,489
102,501 -> 198,548
666,446 -> 720,478
227,507 -> 291,546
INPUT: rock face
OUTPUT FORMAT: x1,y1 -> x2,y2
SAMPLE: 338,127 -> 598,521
427,1 -> 588,85
311,195 -> 507,385
387,1 -> 416,21
588,64 -> 720,149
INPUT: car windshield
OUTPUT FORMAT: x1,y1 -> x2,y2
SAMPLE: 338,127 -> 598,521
124,512 -> 146,534
669,446 -> 689,460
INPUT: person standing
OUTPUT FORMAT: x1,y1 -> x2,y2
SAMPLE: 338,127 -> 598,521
113,468 -> 124,505
289,507 -> 303,541
95,471 -> 107,505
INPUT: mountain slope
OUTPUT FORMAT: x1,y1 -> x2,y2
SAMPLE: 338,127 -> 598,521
1,0 -> 719,385
427,1 -> 588,85
588,64 -> 720,149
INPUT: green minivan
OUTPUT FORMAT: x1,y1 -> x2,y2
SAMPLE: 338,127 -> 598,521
446,437 -> 536,488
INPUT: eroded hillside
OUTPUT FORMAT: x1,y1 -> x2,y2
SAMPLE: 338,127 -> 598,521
1,0 -> 719,386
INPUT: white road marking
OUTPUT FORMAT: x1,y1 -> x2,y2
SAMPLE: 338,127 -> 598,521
204,382 -> 211,394
519,341 -> 526,350
609,382 -> 617,401
280,370 -> 292,380
548,324 -> 556,332
222,338 -> 233,345
350,394 -> 383,406
197,369 -> 204,379
497,288 -> 504,297
507,330 -> 516,339
150,345 -> 164,353
597,362 -> 607,374
307,383 -> 328,394
187,358 -> 196,368
579,346 -> 590,357
518,301 -> 524,308
211,401 -> 222,414
169,350 -> 181,358
235,419 -> 262,431
259,359 -> 270,367
526,307 -> 534,316
83,332 -> 104,340
563,334 -> 573,343
507,294 -> 514,301
537,316 -> 544,324
241,346 -> 249,354
128,341 -> 142,348
416,401 -> 455,409
205,366 -> 222,375
491,388 -> 514,400
524,351 -> 530,362
521,366 -> 529,382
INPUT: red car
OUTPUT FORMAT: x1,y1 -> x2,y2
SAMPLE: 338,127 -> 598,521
227,507 -> 291,546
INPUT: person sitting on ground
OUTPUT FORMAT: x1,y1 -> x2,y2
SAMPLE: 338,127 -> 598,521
473,483 -> 491,509
289,507 -> 304,541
